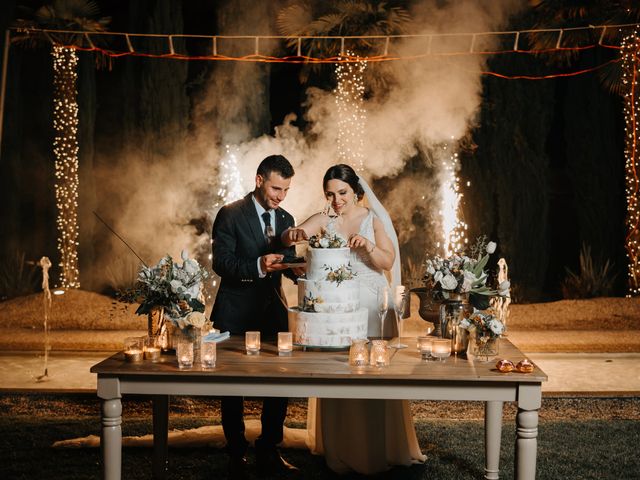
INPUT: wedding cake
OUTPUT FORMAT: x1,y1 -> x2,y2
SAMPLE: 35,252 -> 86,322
288,237 -> 368,347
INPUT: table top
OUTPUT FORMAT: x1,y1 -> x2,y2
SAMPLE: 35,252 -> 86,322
91,337 -> 547,385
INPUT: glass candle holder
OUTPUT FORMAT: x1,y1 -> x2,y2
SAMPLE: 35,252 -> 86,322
278,332 -> 293,356
349,338 -> 369,367
369,339 -> 390,367
201,341 -> 216,369
124,336 -> 144,363
144,335 -> 162,362
245,331 -> 261,355
176,340 -> 194,369
417,336 -> 433,361
431,338 -> 451,362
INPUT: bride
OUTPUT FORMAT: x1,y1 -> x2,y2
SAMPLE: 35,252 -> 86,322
282,164 -> 425,474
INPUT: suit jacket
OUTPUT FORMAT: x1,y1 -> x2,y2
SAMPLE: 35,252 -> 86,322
210,192 -> 295,335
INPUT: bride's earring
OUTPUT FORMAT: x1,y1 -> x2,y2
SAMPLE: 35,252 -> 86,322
353,196 -> 358,205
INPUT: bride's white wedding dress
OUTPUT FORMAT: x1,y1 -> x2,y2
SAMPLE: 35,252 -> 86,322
306,211 -> 426,474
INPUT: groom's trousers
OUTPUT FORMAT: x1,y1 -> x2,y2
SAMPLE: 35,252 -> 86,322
221,396 -> 289,457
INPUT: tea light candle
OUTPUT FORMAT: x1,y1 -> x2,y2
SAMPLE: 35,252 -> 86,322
431,338 -> 451,361
176,340 -> 194,369
278,332 -> 293,356
201,341 -> 216,368
144,346 -> 161,362
369,340 -> 390,367
349,339 -> 369,367
417,336 -> 432,360
245,331 -> 261,355
124,349 -> 143,363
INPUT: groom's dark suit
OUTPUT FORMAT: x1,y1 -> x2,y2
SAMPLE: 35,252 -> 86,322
210,192 -> 295,458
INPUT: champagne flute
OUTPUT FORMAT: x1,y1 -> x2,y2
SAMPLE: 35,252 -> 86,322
377,286 -> 390,340
390,285 -> 408,349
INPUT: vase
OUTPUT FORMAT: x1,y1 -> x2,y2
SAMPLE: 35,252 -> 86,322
440,293 -> 471,342
409,287 -> 439,335
467,330 -> 500,362
148,306 -> 165,338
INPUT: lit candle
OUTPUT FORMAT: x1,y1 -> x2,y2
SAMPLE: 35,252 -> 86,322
431,339 -> 451,362
201,342 -> 216,368
278,332 -> 293,356
369,340 -> 389,367
245,331 -> 261,355
176,340 -> 194,369
144,346 -> 161,362
124,349 -> 143,363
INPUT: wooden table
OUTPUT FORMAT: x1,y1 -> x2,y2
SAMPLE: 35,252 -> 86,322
91,337 -> 546,480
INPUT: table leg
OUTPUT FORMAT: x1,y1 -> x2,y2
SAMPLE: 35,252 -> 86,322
484,401 -> 503,480
515,384 -> 541,480
152,395 -> 169,480
101,398 -> 122,480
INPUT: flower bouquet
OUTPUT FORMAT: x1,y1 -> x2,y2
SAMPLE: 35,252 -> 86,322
308,231 -> 347,248
422,236 -> 510,310
120,251 -> 210,340
460,310 -> 504,361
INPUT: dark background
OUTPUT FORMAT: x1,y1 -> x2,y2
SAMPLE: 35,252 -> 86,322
0,0 -> 627,302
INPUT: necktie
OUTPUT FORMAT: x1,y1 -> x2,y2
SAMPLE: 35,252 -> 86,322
262,211 -> 274,239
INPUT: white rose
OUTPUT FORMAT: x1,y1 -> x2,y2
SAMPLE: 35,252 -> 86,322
489,319 -> 504,335
169,279 -> 184,293
441,273 -> 458,290
460,318 -> 471,329
434,270 -> 443,284
319,237 -> 330,248
461,270 -> 477,292
426,264 -> 436,275
486,241 -> 497,254
185,311 -> 206,328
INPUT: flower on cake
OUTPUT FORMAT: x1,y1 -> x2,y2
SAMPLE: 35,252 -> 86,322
122,250 -> 209,327
309,231 -> 347,248
324,264 -> 355,286
423,236 -> 510,310
302,293 -> 324,312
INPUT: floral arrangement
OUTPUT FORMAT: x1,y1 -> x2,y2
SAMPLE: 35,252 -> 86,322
309,232 -> 347,248
422,236 -> 510,309
302,292 -> 324,312
324,263 -> 355,285
460,310 -> 505,340
122,251 -> 209,328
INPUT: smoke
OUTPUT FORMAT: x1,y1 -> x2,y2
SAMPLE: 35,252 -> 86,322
89,0 -> 524,290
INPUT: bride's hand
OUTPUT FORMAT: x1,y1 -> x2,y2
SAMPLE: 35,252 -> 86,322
348,234 -> 375,253
283,227 -> 309,244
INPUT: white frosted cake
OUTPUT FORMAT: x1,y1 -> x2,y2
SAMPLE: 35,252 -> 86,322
288,246 -> 368,347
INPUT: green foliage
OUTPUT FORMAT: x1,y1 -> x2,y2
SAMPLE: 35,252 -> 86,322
562,244 -> 616,298
0,250 -> 39,301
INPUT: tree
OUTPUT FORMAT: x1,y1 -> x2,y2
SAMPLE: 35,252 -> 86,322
13,0 -> 110,288
531,0 -> 636,294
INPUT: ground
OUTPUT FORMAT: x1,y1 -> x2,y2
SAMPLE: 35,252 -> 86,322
0,290 -> 638,352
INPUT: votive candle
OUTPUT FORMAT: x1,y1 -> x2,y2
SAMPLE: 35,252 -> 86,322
201,341 -> 216,369
245,331 -> 261,355
417,336 -> 432,360
278,332 -> 293,356
431,338 -> 451,361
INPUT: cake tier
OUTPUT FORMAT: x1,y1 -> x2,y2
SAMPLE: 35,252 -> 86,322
297,278 -> 360,313
287,307 -> 368,347
306,247 -> 351,281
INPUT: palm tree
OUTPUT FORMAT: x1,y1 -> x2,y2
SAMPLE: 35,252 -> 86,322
530,1 -> 640,294
13,0 -> 110,288
277,0 -> 411,89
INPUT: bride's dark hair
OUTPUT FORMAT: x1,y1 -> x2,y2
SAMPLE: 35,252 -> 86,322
323,164 -> 365,200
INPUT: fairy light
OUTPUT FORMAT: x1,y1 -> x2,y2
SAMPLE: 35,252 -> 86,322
621,30 -> 640,296
52,45 -> 80,288
438,140 -> 467,256
214,144 -> 245,207
334,52 -> 367,172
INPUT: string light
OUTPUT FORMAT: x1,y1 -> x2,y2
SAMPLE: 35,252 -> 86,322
52,45 -> 80,288
439,140 -> 467,256
621,30 -> 640,296
334,52 -> 367,172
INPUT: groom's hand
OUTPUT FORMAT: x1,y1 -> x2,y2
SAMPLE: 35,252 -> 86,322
261,253 -> 287,273
283,227 -> 309,244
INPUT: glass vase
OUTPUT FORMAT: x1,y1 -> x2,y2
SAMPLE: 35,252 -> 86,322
174,326 -> 203,366
467,330 -> 500,362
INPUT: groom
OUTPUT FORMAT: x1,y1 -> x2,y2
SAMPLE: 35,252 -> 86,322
210,154 -> 299,479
